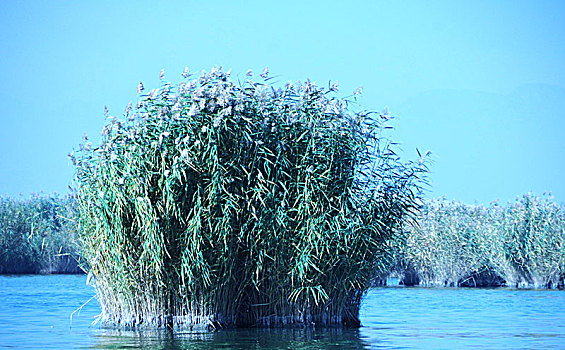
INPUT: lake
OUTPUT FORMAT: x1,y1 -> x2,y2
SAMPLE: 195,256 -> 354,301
0,275 -> 563,349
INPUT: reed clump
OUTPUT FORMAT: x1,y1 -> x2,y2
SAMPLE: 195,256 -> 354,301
73,67 -> 425,329
397,193 -> 565,289
501,194 -> 565,288
0,194 -> 81,274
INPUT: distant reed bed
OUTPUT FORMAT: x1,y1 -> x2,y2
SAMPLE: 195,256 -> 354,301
72,67 -> 425,328
0,194 -> 81,274
397,193 -> 565,289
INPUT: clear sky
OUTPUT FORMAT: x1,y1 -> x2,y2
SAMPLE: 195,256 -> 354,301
1,1 -> 564,204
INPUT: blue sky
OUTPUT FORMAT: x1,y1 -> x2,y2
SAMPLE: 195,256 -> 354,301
1,1 -> 564,204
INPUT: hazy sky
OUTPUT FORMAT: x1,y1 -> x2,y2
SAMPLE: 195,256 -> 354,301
1,1 -> 564,204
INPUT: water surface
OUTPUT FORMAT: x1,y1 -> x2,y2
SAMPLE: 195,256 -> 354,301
0,275 -> 563,349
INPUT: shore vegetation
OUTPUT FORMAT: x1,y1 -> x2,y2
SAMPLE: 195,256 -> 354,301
0,194 -> 81,274
397,193 -> 565,289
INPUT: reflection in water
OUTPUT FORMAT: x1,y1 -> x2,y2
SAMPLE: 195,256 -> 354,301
91,327 -> 371,350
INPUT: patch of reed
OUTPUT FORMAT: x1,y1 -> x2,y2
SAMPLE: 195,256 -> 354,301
501,194 -> 565,288
0,194 -> 82,274
397,193 -> 565,289
73,67 -> 425,328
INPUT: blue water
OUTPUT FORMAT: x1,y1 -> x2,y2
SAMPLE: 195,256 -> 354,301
0,275 -> 564,349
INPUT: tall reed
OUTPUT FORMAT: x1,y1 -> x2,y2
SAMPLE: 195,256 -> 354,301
0,194 -> 81,274
398,193 -> 564,288
501,194 -> 565,288
72,67 -> 425,328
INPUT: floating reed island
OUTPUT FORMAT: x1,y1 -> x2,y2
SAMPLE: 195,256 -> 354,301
72,67 -> 426,329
